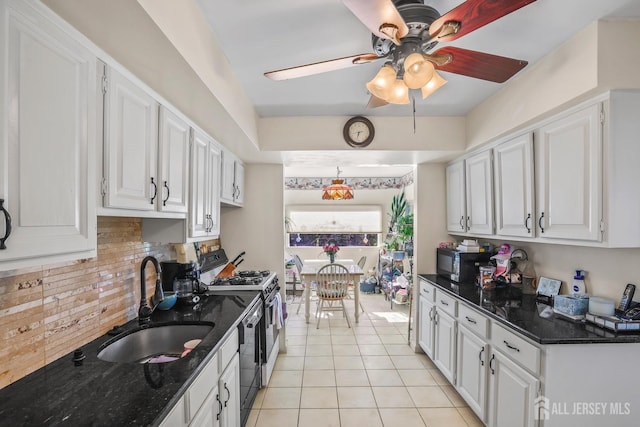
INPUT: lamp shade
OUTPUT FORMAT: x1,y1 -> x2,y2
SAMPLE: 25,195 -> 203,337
322,179 -> 354,200
366,64 -> 396,100
387,80 -> 410,104
403,53 -> 434,89
421,70 -> 448,99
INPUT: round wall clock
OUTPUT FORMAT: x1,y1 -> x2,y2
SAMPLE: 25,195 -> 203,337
343,116 -> 375,148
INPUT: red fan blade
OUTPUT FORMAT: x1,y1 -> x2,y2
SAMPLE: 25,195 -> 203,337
264,53 -> 381,81
343,0 -> 408,44
431,47 -> 527,83
429,0 -> 537,42
367,94 -> 389,109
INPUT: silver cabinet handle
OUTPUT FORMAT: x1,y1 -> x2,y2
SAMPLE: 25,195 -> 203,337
503,340 -> 520,352
465,316 -> 477,324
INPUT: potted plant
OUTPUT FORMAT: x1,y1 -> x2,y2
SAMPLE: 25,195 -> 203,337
397,212 -> 414,257
388,191 -> 408,232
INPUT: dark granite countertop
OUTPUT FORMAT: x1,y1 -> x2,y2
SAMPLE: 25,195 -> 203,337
0,290 -> 261,427
419,274 -> 640,345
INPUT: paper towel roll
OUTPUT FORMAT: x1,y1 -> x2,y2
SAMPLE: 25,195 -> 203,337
588,296 -> 615,316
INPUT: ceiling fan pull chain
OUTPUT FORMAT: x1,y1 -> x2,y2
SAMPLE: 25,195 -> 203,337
412,96 -> 416,134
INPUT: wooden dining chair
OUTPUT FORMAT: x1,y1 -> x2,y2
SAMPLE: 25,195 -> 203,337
315,263 -> 351,329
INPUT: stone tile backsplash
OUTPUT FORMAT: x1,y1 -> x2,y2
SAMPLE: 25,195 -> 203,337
0,217 -> 172,389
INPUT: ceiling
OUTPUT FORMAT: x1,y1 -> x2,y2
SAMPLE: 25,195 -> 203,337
186,0 -> 640,178
194,0 -> 640,119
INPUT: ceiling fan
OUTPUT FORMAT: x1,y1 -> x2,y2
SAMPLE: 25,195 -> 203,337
264,0 -> 537,106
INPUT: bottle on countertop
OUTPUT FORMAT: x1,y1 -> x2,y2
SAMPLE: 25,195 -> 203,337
572,270 -> 587,295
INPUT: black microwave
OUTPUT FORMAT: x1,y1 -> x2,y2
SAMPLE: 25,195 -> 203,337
436,248 -> 491,283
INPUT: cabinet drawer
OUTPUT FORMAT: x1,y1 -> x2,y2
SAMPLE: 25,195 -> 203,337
435,290 -> 457,317
491,323 -> 540,375
458,303 -> 488,339
420,280 -> 436,302
187,352 -> 219,421
219,327 -> 239,371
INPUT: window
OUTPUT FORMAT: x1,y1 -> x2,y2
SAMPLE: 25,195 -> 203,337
286,205 -> 382,248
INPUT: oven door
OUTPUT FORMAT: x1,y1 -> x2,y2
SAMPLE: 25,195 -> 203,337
262,287 -> 281,386
238,301 -> 262,427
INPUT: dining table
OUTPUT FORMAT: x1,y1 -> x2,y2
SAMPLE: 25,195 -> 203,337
299,259 -> 364,324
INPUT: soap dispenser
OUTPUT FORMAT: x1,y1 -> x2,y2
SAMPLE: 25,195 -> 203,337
572,270 -> 587,295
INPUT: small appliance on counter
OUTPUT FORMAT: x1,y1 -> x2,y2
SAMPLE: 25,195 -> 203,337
436,247 -> 491,283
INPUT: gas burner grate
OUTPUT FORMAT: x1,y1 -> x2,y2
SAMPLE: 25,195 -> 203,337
237,270 -> 271,278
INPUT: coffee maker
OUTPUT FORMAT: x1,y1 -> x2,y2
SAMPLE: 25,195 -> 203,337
160,261 -> 200,292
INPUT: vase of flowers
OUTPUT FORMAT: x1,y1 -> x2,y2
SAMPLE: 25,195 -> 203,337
323,242 -> 339,263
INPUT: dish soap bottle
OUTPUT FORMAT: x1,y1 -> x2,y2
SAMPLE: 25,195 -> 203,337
572,270 -> 587,295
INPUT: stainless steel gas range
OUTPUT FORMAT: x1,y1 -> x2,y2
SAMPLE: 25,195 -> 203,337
200,255 -> 281,389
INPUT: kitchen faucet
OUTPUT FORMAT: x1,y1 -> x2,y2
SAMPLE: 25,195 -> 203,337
139,256 -> 164,325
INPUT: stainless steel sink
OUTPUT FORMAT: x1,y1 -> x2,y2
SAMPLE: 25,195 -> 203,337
97,323 -> 214,364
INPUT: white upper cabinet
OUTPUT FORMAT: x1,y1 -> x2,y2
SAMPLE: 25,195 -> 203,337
465,150 -> 494,235
446,161 -> 466,233
103,66 -> 159,211
158,106 -> 190,213
190,129 -> 221,239
0,0 -> 96,267
494,133 -> 535,238
535,104 -> 602,242
220,149 -> 244,207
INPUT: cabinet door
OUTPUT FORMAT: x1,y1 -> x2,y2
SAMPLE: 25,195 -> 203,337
233,162 -> 244,205
207,143 -> 221,237
190,130 -> 210,238
457,326 -> 488,421
105,68 -> 158,210
418,297 -> 435,358
189,385 -> 221,427
446,161 -> 467,233
1,2 -> 96,262
158,107 -> 190,213
494,134 -> 535,238
487,350 -> 539,427
434,309 -> 456,384
219,353 -> 240,427
220,151 -> 236,204
465,151 -> 494,235
535,104 -> 602,241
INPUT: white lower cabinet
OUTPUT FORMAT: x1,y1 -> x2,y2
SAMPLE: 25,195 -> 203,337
433,308 -> 457,385
487,348 -> 539,427
218,353 -> 240,427
189,386 -> 221,427
418,296 -> 435,358
456,325 -> 488,421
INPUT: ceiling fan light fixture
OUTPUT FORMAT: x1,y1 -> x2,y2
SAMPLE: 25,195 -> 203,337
387,80 -> 410,104
421,70 -> 448,99
403,53 -> 435,89
366,64 -> 397,100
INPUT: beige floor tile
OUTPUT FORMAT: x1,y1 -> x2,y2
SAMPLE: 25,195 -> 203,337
307,335 -> 331,345
253,387 -> 267,409
246,409 -> 259,427
255,409 -> 299,427
407,386 -> 453,408
298,408 -> 340,427
261,388 -> 302,409
416,353 -> 436,369
331,334 -> 357,345
417,407 -> 468,427
307,327 -> 331,336
372,386 -> 415,408
330,326 -> 354,335
384,344 -> 416,356
362,355 -> 395,370
303,370 -> 337,387
353,326 -> 377,335
337,386 -> 377,408
304,355 -> 335,370
274,356 -> 305,371
286,327 -> 308,336
333,355 -> 365,370
268,370 -> 303,388
354,319 -> 373,327
441,385 -> 468,407
332,344 -> 360,355
339,408 -> 383,427
369,318 -> 392,326
428,369 -> 452,386
306,344 -> 333,356
378,408 -> 427,427
284,345 -> 306,357
356,335 -> 383,345
300,387 -> 338,408
457,407 -> 484,427
359,344 -> 388,355
286,335 -> 307,346
375,326 -> 400,335
335,369 -> 370,386
366,369 -> 404,386
398,369 -> 437,386
391,355 -> 429,370
379,334 -> 409,344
